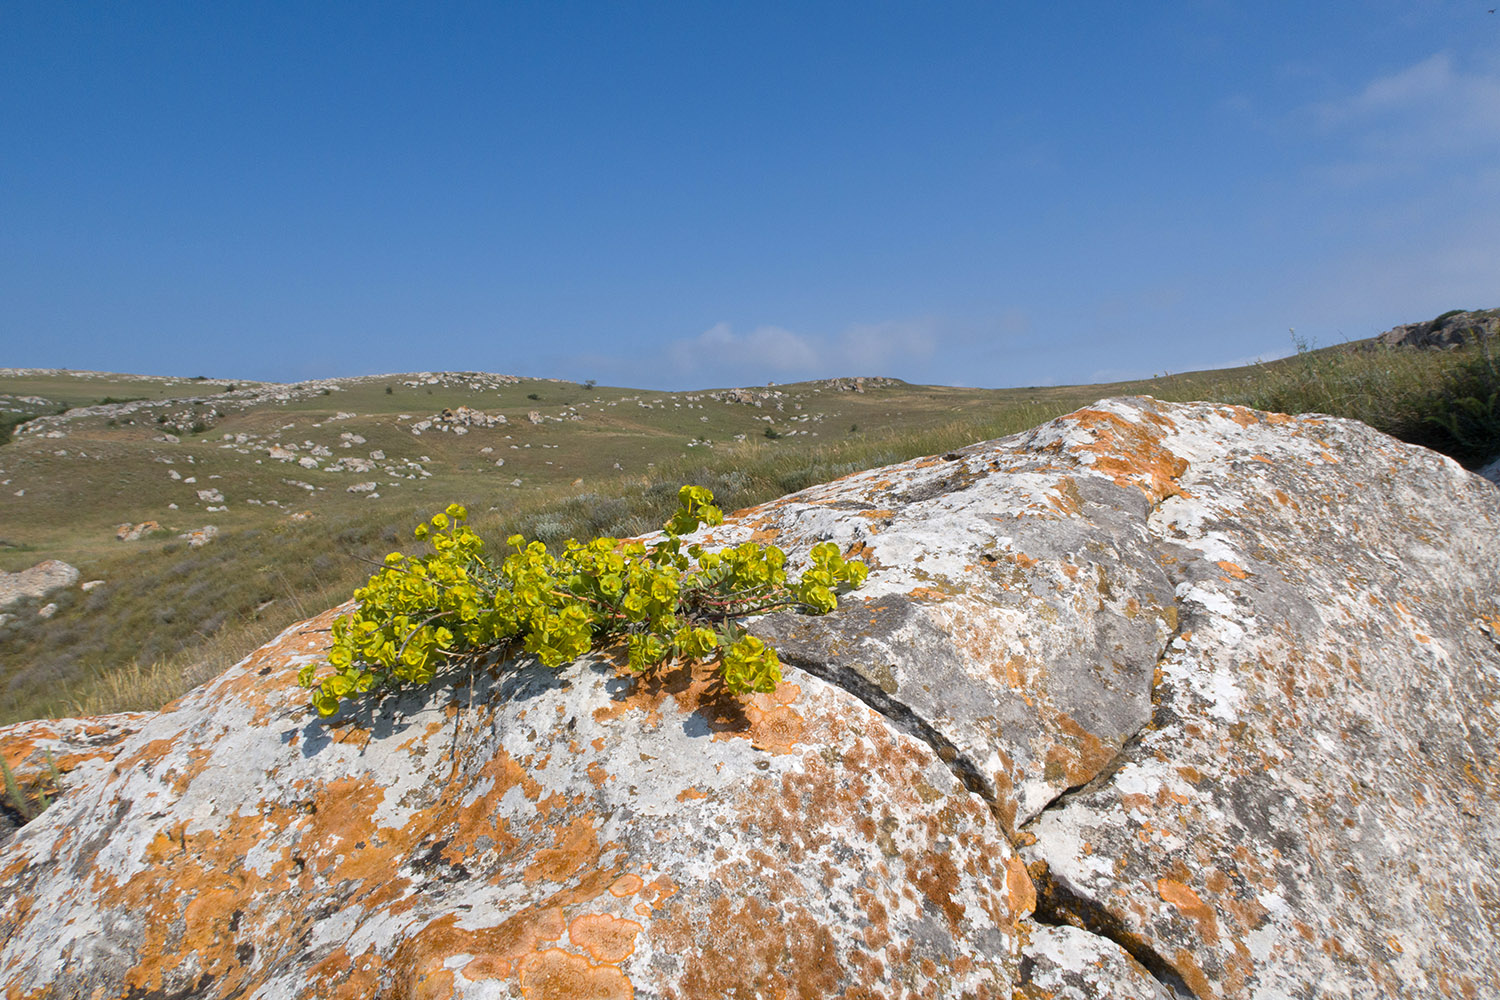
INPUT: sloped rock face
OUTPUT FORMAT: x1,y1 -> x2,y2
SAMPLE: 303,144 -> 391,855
2,397 -> 1498,999
1375,306 -> 1499,349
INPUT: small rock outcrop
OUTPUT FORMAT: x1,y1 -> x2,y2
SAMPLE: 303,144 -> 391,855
0,560 -> 79,613
114,521 -> 161,542
1,397 -> 1498,999
1375,307 -> 1500,349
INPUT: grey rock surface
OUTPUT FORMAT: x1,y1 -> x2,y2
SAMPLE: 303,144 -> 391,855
1375,306 -> 1500,349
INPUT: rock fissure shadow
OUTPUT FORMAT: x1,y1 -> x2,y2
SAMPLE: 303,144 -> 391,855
1029,864 -> 1198,999
1018,602 -> 1196,997
773,648 -> 992,800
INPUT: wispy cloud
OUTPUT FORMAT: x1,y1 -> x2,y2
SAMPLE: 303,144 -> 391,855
659,318 -> 941,387
667,323 -> 822,377
1302,52 -> 1500,180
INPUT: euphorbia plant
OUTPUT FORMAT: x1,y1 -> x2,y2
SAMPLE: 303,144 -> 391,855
301,486 -> 867,716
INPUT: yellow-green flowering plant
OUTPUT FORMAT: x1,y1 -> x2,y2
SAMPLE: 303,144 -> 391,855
301,485 -> 867,717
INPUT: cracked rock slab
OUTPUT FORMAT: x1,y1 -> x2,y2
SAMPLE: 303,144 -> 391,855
1020,399 -> 1500,998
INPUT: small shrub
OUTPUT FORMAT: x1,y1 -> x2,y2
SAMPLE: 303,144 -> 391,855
527,393 -> 541,401
301,486 -> 868,717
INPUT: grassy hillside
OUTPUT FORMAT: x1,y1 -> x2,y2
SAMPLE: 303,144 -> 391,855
2,321 -> 1497,724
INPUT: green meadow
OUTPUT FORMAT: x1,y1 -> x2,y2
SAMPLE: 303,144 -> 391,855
3,321 -> 1498,725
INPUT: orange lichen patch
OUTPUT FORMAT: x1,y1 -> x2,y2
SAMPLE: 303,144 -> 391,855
991,655 -> 1033,699
1049,477 -> 1085,515
909,851 -> 965,934
1217,560 -> 1251,580
637,874 -> 679,913
1219,406 -> 1258,428
1042,714 -> 1116,788
569,912 -> 644,963
586,761 -> 611,787
609,873 -> 644,897
658,896 -> 842,999
1172,948 -> 1214,999
525,816 -> 602,884
107,812 -> 311,997
307,946 -> 385,999
858,509 -> 897,520
1003,856 -> 1036,927
393,908 -> 571,987
519,948 -> 633,1000
676,787 -> 708,802
1063,407 -> 1189,504
907,586 -> 953,603
592,657 -> 755,744
1158,878 -> 1221,945
1013,552 -> 1039,570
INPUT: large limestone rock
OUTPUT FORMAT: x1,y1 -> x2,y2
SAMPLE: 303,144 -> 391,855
2,397 -> 1498,999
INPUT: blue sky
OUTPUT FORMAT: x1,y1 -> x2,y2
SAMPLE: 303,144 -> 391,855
3,3 -> 1498,390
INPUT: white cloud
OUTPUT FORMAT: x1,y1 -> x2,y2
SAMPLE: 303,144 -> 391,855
668,322 -> 821,377
836,319 -> 938,371
662,317 -> 941,386
1304,52 -> 1500,174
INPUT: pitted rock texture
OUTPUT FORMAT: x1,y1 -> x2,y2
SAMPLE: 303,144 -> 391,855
2,396 -> 1498,999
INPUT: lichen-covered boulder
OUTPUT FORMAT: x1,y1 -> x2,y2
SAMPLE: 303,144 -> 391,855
2,396 -> 1497,999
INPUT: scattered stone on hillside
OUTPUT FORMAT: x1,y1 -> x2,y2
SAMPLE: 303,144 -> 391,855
289,511 -> 314,522
35,604 -> 57,619
527,409 -> 543,424
2,397 -> 1498,999
195,488 -> 224,504
178,525 -> 218,548
0,560 -> 79,612
80,580 -> 104,592
267,445 -> 296,462
297,456 -> 319,470
346,481 -> 377,493
1376,307 -> 1500,349
115,521 -> 161,542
